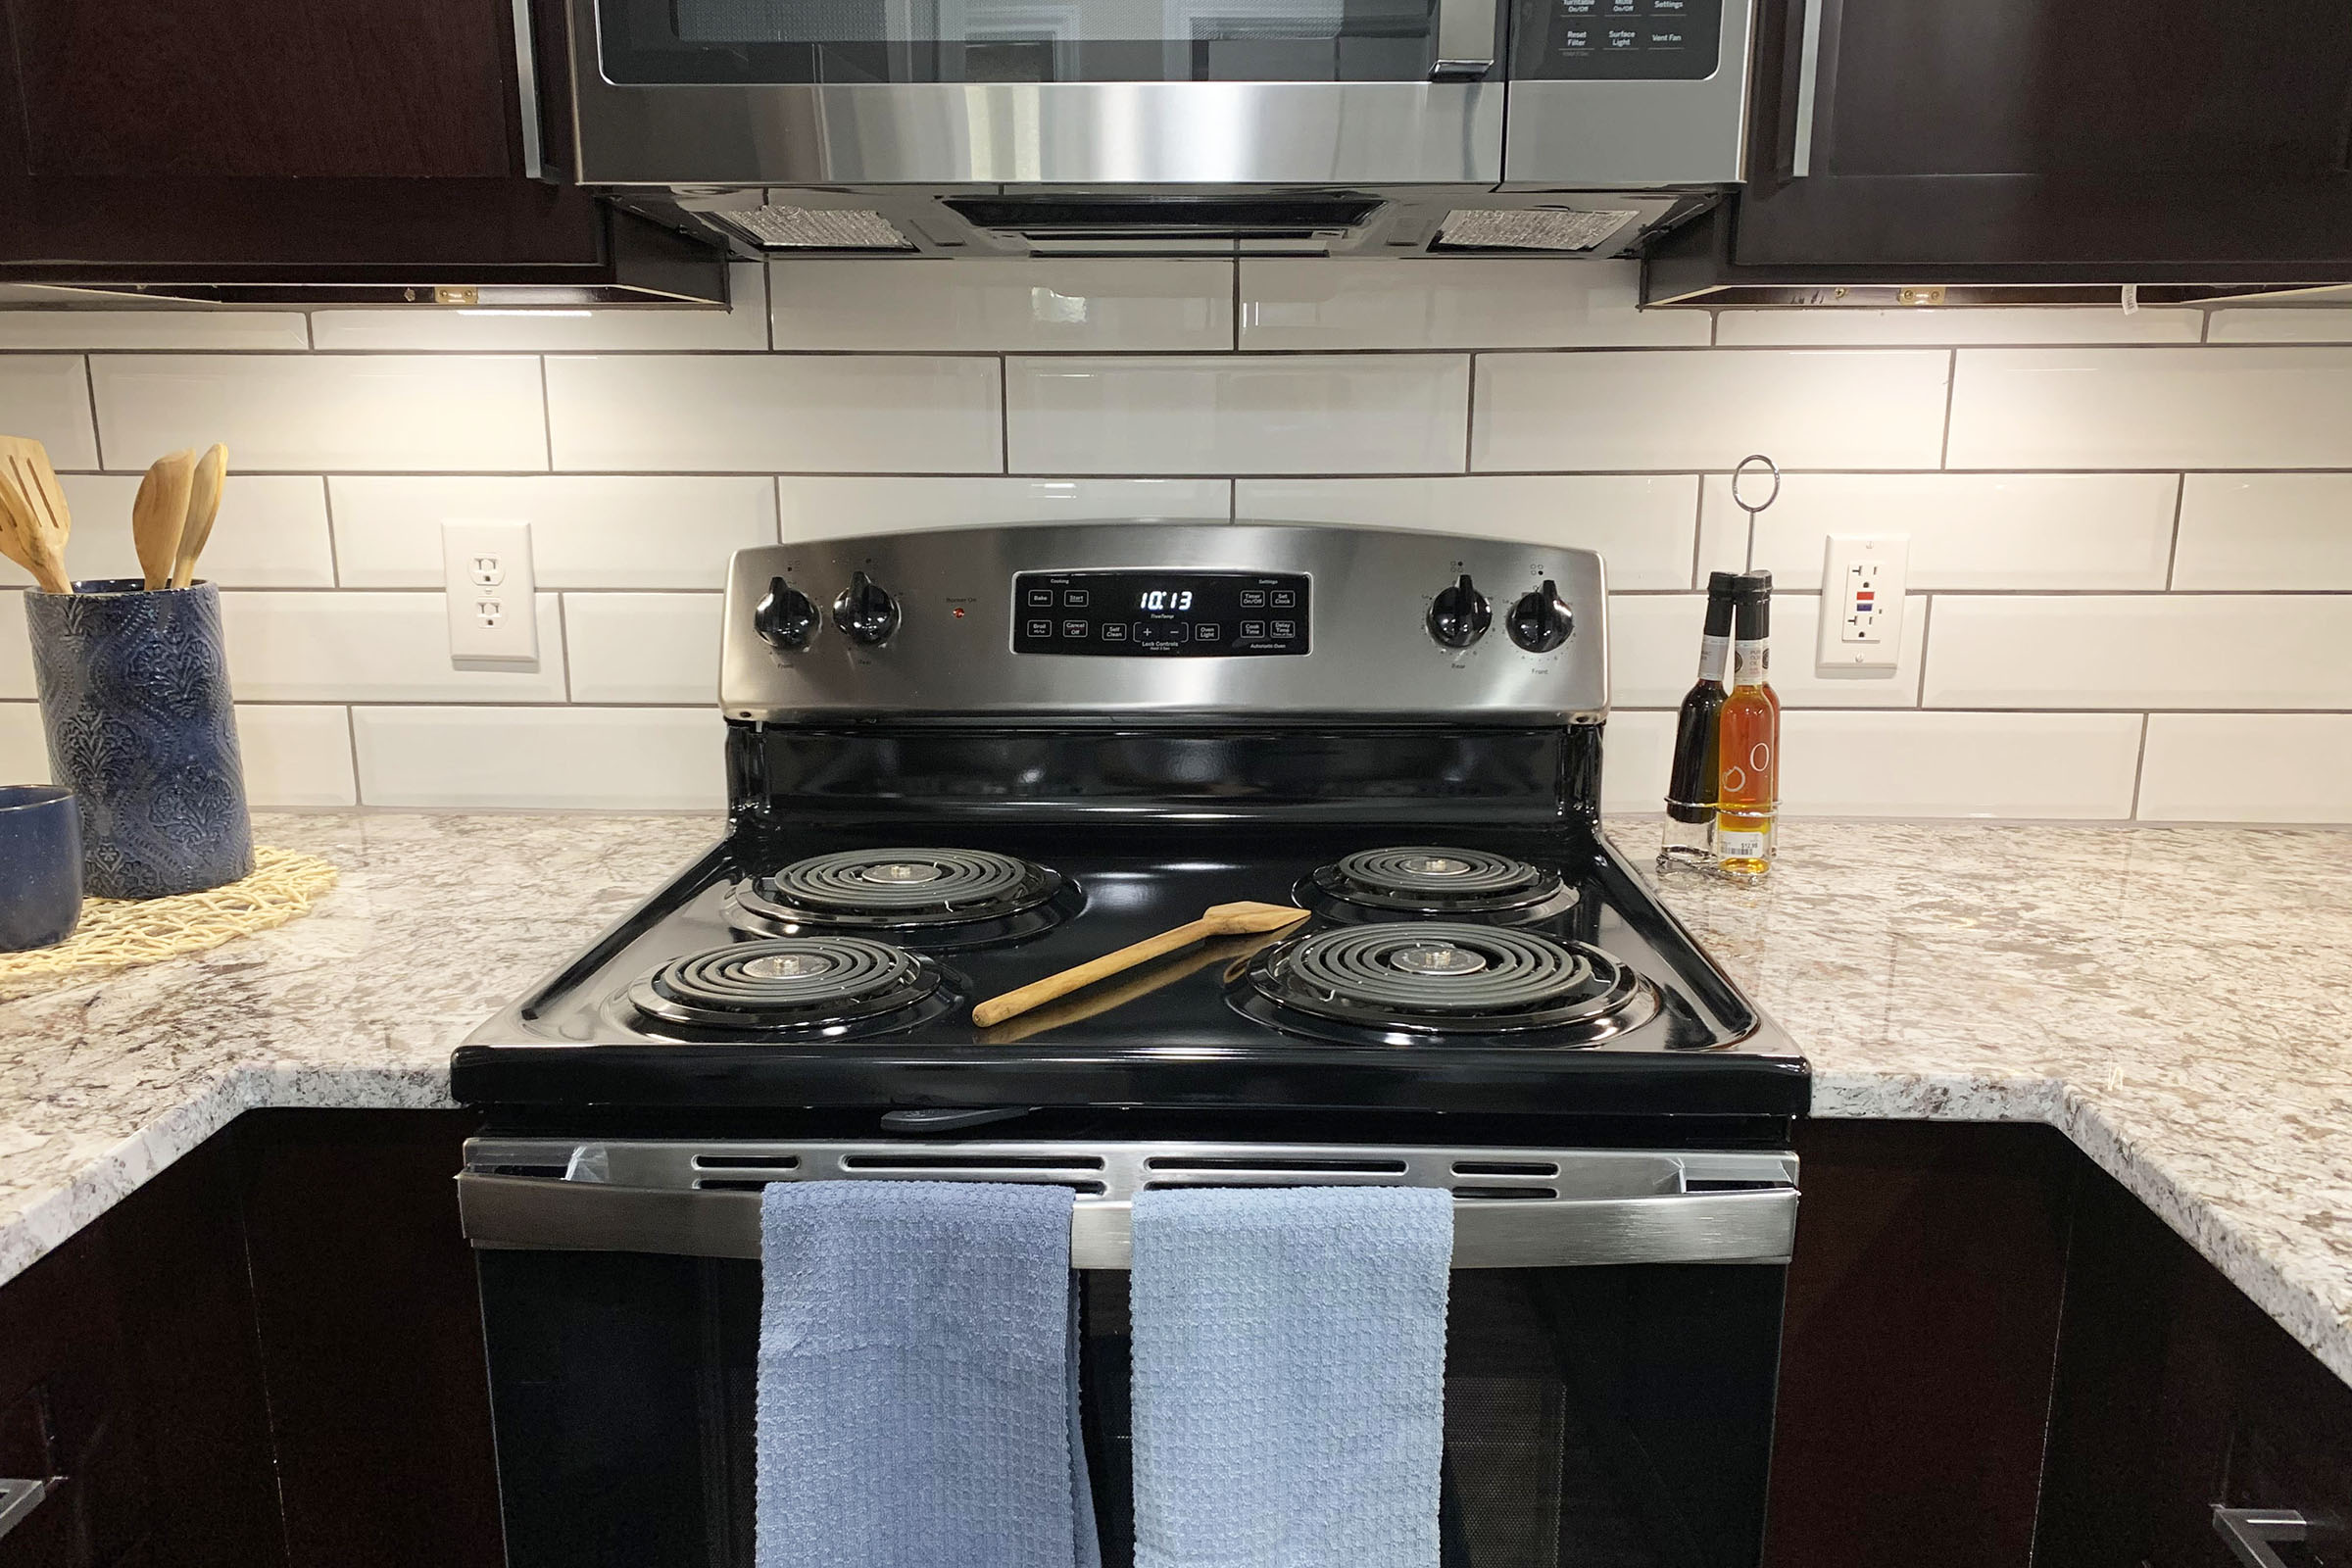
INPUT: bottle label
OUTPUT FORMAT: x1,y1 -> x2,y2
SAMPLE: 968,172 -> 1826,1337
1696,633 -> 1730,681
1717,829 -> 1768,860
1732,639 -> 1770,684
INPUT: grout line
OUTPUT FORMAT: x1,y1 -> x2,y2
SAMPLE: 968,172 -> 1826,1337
341,705 -> 364,806
2165,474 -> 2186,589
1937,348 -> 1958,469
1230,260 -> 1241,353
1688,475 -> 1705,588
998,356 -> 1012,474
556,592 -> 574,702
2129,712 -> 2151,818
78,355 -> 104,471
1226,478 -> 1239,522
1914,594 -> 1935,709
1462,354 -> 1479,473
536,356 -> 554,470
771,474 -> 786,543
319,476 -> 343,588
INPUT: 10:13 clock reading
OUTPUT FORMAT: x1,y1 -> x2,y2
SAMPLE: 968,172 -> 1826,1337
1137,589 -> 1195,612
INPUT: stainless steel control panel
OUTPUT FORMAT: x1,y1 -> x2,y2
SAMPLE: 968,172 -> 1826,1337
720,521 -> 1609,724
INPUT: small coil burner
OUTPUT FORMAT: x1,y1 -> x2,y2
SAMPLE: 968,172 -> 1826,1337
626,936 -> 956,1038
1299,845 -> 1577,925
727,847 -> 1076,949
1232,921 -> 1657,1048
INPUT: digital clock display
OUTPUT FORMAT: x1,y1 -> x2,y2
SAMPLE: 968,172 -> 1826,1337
1012,569 -> 1310,658
1137,589 -> 1195,612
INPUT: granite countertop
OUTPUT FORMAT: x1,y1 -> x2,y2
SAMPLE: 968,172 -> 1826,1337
3,813 -> 2349,1386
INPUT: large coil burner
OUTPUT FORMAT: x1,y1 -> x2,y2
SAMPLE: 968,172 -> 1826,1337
626,936 -> 956,1038
727,847 -> 1076,949
1233,921 -> 1657,1048
1300,845 -> 1577,926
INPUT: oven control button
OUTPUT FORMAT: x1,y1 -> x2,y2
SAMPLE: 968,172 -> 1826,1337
1426,573 -> 1491,649
1135,621 -> 1184,651
1505,580 -> 1574,653
754,576 -> 819,652
833,570 -> 901,646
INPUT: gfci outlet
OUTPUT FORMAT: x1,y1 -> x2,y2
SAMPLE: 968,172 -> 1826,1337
442,520 -> 538,663
1816,534 -> 1908,676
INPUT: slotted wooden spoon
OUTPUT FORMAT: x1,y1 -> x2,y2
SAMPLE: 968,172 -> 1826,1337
0,436 -> 71,593
970,901 -> 1310,1027
169,443 -> 227,589
132,448 -> 198,590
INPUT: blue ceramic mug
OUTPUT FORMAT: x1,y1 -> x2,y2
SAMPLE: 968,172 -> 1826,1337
24,580 -> 254,899
0,784 -> 81,951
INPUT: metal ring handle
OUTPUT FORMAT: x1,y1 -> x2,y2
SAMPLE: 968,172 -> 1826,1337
1731,454 -> 1782,515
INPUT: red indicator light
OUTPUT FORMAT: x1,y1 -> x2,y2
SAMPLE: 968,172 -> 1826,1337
953,607 -> 965,618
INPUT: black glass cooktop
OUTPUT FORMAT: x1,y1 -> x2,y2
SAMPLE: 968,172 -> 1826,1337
453,820 -> 1806,1121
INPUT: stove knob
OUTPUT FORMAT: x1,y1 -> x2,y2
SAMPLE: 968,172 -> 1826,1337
1426,573 -> 1491,649
1505,580 -> 1574,653
832,570 -> 901,646
753,576 -> 818,652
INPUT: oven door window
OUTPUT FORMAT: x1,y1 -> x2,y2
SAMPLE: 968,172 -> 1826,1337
598,0 -> 1449,84
476,1251 -> 1784,1568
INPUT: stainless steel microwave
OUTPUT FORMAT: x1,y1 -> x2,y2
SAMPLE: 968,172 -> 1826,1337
532,0 -> 1756,259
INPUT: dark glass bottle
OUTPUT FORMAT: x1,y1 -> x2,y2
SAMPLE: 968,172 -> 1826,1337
1658,571 -> 1741,871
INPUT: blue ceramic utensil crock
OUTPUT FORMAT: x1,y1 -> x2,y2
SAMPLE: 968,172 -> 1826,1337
0,784 -> 81,951
24,580 -> 254,899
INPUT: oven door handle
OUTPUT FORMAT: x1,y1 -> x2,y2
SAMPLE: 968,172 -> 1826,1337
458,1174 -> 1796,1268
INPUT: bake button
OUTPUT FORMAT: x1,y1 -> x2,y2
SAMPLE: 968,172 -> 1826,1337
1193,622 -> 1222,642
1269,590 -> 1297,608
1025,619 -> 1054,638
1063,590 -> 1089,607
1271,619 -> 1297,638
1240,620 -> 1266,639
1101,622 -> 1128,642
1061,620 -> 1089,639
1025,588 -> 1054,608
1239,590 -> 1267,608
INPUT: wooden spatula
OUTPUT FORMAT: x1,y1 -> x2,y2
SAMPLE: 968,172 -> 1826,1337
0,436 -> 71,594
132,448 -> 198,590
170,443 -> 227,589
970,901 -> 1310,1027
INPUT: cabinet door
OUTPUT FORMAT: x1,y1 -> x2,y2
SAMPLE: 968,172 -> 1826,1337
1729,0 -> 2352,274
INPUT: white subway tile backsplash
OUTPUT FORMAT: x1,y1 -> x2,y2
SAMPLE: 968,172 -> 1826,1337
0,475 -> 334,589
1473,350 -> 1950,472
770,259 -> 1231,352
0,703 -> 43,782
331,475 -> 777,588
352,706 -> 726,808
563,593 -> 720,704
0,357 -> 98,470
1715,308 -> 2200,347
1924,595 -> 2352,710
1608,593 -> 1923,708
1696,472 -> 2180,590
545,355 -> 1002,474
1235,476 -> 1697,588
220,592 -> 566,702
312,265 -> 768,352
2173,475 -> 2352,590
234,705 -> 357,808
1599,709 -> 1678,815
780,477 -> 1229,538
1946,348 -> 2352,470
0,594 -> 30,699
0,311 -> 309,351
90,355 -> 547,472
2138,715 -> 2352,823
1238,259 -> 1706,350
2204,308 -> 2352,345
1780,710 -> 2143,818
1006,355 -> 1470,475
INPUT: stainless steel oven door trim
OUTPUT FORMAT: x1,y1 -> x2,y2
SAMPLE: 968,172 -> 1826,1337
563,0 -> 1504,186
460,1140 -> 1799,1268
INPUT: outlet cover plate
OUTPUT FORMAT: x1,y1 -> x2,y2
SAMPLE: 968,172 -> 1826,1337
443,520 -> 538,664
1816,534 -> 1907,675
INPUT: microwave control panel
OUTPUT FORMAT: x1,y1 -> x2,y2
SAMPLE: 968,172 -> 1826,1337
1512,0 -> 1724,79
1011,570 -> 1311,658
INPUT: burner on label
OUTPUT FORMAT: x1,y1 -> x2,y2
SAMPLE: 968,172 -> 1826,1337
1232,921 -> 1657,1047
1300,845 -> 1577,925
627,936 -> 955,1037
727,847 -> 1077,949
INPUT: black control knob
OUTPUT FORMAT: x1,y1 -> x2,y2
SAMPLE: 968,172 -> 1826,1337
1426,573 -> 1491,649
1505,580 -> 1574,653
753,576 -> 818,652
832,569 -> 900,646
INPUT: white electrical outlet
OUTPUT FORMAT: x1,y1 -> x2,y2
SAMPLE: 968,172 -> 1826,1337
1816,534 -> 1908,676
442,520 -> 538,663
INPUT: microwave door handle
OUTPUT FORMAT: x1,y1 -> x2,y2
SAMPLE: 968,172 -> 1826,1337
510,0 -> 546,180
1431,0 -> 1499,78
458,1174 -> 1796,1268
1790,0 -> 1829,175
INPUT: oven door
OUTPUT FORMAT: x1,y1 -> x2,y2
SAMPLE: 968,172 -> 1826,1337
461,1140 -> 1795,1568
556,0 -> 1506,184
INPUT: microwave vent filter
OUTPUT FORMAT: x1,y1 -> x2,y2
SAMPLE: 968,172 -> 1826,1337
1436,209 -> 1639,253
716,205 -> 915,251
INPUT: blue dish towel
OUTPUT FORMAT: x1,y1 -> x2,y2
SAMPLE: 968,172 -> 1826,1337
1130,1185 -> 1455,1568
758,1180 -> 1100,1568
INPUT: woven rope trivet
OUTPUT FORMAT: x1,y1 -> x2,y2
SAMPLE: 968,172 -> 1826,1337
0,846 -> 338,991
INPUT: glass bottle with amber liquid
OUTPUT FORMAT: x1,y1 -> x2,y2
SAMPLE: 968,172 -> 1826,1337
1715,572 -> 1780,880
1658,571 -> 1740,872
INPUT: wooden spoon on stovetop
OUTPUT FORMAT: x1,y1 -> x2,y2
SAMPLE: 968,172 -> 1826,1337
970,901 -> 1310,1027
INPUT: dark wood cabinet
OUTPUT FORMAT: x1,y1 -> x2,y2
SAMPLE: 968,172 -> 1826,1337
0,0 -> 724,302
1646,0 -> 2352,302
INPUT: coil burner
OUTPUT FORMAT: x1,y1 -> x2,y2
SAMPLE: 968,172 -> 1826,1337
1232,921 -> 1657,1049
1300,845 -> 1577,925
626,936 -> 956,1038
727,847 -> 1076,949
